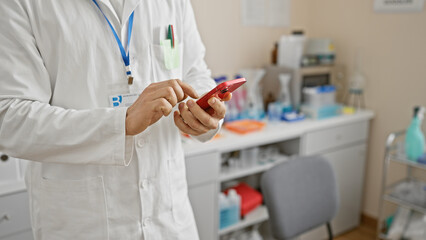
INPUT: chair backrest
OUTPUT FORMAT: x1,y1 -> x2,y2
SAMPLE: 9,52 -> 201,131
261,155 -> 339,239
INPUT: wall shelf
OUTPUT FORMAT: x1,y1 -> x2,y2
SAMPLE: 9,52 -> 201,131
220,156 -> 288,182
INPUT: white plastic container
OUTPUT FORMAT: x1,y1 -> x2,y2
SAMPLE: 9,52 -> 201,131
301,104 -> 342,120
228,189 -> 241,224
278,34 -> 306,69
240,147 -> 259,168
219,190 -> 241,230
219,193 -> 231,229
303,86 -> 336,107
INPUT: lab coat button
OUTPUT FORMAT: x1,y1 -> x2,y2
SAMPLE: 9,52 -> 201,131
143,217 -> 151,227
137,139 -> 145,148
140,179 -> 149,189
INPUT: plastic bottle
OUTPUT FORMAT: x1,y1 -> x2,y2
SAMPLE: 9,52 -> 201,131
239,69 -> 266,120
228,189 -> 241,226
278,73 -> 292,113
405,106 -> 425,161
219,193 -> 231,229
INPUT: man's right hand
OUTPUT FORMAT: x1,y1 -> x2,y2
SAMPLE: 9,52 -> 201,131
125,79 -> 199,136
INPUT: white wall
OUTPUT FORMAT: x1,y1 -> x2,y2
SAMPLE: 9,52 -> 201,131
305,0 -> 426,217
190,0 -> 310,77
191,0 -> 426,218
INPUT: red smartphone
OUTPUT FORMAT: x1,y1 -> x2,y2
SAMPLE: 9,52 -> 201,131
196,78 -> 246,110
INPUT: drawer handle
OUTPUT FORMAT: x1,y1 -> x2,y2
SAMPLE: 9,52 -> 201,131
0,214 -> 10,224
0,154 -> 9,162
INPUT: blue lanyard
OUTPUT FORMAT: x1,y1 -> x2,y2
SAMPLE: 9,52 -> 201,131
92,0 -> 134,81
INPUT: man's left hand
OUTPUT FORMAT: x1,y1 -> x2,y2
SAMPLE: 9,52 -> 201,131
173,93 -> 232,136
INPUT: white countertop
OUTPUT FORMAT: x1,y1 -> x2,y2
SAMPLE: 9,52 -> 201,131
0,110 -> 374,196
183,110 -> 375,157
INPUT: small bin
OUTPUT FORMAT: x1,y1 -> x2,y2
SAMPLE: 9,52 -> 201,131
303,85 -> 336,107
301,104 -> 342,120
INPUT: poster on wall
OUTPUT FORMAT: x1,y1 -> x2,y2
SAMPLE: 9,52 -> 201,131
374,0 -> 425,13
242,0 -> 290,27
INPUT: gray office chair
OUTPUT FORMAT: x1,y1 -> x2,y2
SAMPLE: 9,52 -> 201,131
261,155 -> 339,240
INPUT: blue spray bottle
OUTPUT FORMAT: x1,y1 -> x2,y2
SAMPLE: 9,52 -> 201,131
405,106 -> 425,161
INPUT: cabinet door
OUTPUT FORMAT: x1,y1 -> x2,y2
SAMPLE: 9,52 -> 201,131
300,143 -> 366,240
325,143 -> 366,235
185,152 -> 220,187
0,153 -> 19,182
188,183 -> 218,240
0,191 -> 32,239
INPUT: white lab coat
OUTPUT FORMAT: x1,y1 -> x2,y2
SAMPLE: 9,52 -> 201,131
0,0 -> 217,239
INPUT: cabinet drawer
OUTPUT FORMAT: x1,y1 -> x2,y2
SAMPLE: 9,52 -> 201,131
1,230 -> 33,240
185,152 -> 220,187
304,121 -> 368,155
0,192 -> 31,238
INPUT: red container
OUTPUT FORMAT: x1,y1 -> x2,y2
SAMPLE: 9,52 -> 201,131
225,183 -> 263,217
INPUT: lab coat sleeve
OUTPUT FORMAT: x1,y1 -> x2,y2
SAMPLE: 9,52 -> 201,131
0,1 -> 133,166
181,0 -> 222,142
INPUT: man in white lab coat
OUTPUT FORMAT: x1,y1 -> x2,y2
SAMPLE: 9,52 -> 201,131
0,0 -> 228,239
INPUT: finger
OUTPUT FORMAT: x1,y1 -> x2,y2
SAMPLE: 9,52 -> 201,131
148,79 -> 185,102
173,111 -> 201,136
149,87 -> 178,107
167,79 -> 186,102
177,80 -> 199,100
179,102 -> 210,133
222,92 -> 232,102
207,97 -> 226,119
153,98 -> 173,116
187,99 -> 219,129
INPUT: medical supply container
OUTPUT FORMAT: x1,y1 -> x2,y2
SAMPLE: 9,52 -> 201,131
301,85 -> 342,119
405,106 -> 425,161
303,85 -> 336,107
226,183 -> 263,217
219,191 -> 241,229
301,104 -> 342,120
240,147 -> 259,168
228,190 -> 241,225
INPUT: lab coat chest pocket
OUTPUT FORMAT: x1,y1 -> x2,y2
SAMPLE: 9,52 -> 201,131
167,157 -> 193,226
39,176 -> 108,240
150,42 -> 183,82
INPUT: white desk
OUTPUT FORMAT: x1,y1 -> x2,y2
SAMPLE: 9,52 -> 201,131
184,110 -> 374,240
0,110 -> 374,240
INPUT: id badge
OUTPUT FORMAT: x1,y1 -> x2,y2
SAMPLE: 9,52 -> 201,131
109,93 -> 139,108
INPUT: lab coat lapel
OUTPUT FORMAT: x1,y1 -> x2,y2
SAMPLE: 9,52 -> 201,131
95,0 -> 121,25
122,0 -> 141,26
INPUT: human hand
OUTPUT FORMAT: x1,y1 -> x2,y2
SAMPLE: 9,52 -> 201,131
173,92 -> 232,136
125,79 -> 199,136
